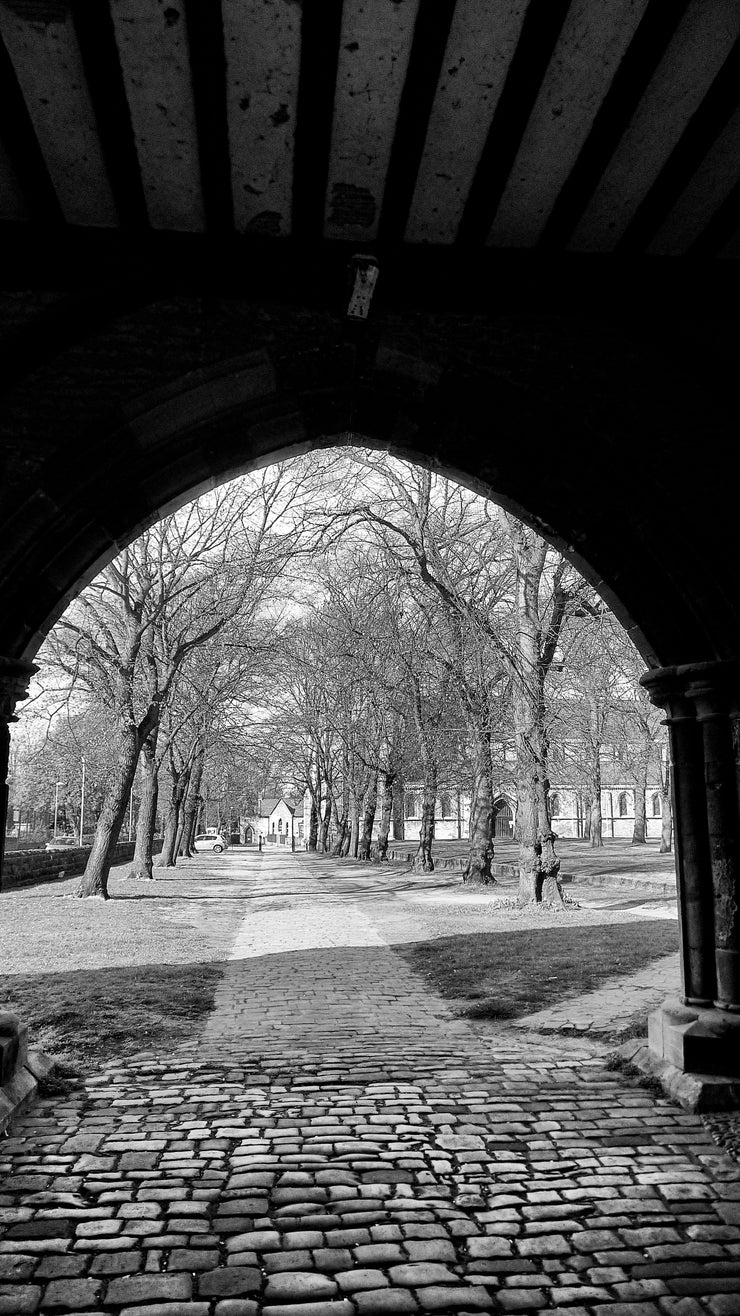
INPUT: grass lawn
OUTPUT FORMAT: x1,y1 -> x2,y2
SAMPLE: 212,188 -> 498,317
1,961 -> 223,1074
396,919 -> 678,1024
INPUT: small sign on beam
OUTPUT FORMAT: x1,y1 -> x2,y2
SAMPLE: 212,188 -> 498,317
347,254 -> 380,321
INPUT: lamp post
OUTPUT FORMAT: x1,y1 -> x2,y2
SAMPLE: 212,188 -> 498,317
79,756 -> 86,847
53,781 -> 62,839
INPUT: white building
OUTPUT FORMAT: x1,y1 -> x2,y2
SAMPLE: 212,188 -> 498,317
253,796 -> 296,846
546,783 -> 664,840
402,781 -> 664,842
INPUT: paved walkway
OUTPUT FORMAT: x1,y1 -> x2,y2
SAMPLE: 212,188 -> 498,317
2,851 -> 740,1315
510,954 -> 680,1039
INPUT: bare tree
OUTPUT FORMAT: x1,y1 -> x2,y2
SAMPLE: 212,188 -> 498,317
39,463 -> 324,897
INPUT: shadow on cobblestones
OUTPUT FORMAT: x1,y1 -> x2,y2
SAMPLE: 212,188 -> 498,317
1,852 -> 737,1314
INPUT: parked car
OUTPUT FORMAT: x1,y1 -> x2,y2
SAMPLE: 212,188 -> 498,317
193,830 -> 229,854
45,836 -> 79,850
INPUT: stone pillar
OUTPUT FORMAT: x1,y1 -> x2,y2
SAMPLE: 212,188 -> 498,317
688,663 -> 740,1012
642,666 -> 716,1007
641,660 -> 740,1091
0,656 -> 38,891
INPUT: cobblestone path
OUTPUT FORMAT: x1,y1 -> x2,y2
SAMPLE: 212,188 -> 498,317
2,851 -> 740,1316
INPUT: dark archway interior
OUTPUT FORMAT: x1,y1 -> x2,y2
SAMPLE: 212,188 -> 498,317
1,293 -> 738,671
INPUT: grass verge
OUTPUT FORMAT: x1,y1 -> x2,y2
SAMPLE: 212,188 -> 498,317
396,921 -> 678,1022
0,961 -> 223,1075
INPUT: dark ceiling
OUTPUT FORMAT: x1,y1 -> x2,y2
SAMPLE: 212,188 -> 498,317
0,0 -> 739,307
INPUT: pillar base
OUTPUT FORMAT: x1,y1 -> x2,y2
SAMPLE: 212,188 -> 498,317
618,996 -> 740,1111
648,996 -> 740,1076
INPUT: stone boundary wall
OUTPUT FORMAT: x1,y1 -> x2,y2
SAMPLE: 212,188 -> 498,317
2,840 -> 163,889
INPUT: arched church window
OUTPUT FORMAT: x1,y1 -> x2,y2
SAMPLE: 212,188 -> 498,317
550,793 -> 560,817
405,794 -> 417,819
278,818 -> 282,832
652,793 -> 661,816
618,791 -> 629,816
440,793 -> 452,818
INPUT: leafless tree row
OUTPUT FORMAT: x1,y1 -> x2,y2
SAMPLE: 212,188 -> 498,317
15,448 -> 669,904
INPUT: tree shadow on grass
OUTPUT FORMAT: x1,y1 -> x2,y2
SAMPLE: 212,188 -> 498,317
0,960 -> 224,1074
395,920 -> 679,1022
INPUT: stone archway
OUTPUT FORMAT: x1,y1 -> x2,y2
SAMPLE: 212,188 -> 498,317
1,310 -> 740,1102
2,301 -> 738,671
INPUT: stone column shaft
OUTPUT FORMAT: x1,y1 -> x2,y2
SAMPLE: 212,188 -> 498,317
666,705 -> 716,1006
690,672 -> 740,1012
643,661 -> 740,1014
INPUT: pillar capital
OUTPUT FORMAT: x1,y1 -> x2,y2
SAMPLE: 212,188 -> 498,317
0,657 -> 38,725
641,660 -> 740,720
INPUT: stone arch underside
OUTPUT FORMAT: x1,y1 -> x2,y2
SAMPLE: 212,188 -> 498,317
0,296 -> 737,669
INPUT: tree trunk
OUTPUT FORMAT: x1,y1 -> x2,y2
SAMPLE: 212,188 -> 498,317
319,793 -> 332,852
178,755 -> 203,857
332,757 -> 350,855
392,775 -> 405,840
357,773 -> 378,860
516,776 -> 541,903
348,782 -> 361,858
632,788 -> 646,844
507,531 -> 563,906
308,791 -> 319,851
158,804 -> 179,868
462,731 -> 496,884
413,780 -> 436,873
513,687 -> 561,903
157,760 -> 188,868
376,769 -> 395,860
590,758 -> 604,848
332,808 -> 348,856
410,673 -> 440,874
632,748 -> 649,845
188,804 -> 200,853
78,723 -> 140,899
128,728 -> 159,880
660,765 -> 673,853
174,803 -> 188,860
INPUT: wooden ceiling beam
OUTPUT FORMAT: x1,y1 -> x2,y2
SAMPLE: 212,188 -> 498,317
182,0 -> 234,235
376,0 -> 457,245
292,0 -> 344,241
70,0 -> 149,231
539,0 -> 690,252
618,38 -> 740,253
456,0 -> 572,249
0,31 -> 64,226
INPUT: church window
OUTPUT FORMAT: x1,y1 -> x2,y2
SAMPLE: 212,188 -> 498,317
550,792 -> 560,817
652,793 -> 661,816
618,791 -> 629,816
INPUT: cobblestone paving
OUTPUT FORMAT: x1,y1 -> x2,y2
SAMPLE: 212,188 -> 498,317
2,851 -> 740,1316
